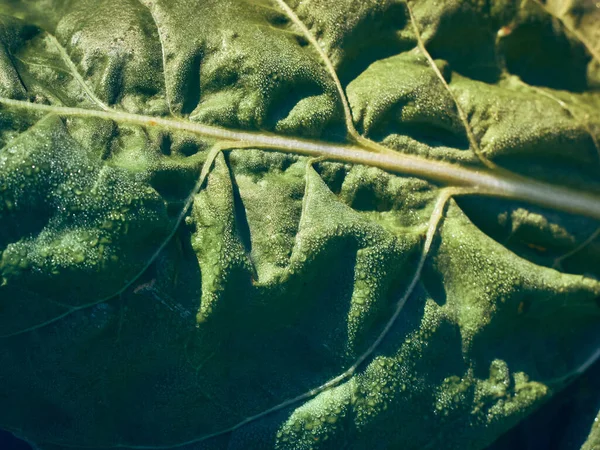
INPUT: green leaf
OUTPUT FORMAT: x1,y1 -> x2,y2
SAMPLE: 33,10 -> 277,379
0,1 -> 599,449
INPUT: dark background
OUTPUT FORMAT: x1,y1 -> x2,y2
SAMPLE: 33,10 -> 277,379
0,429 -> 34,450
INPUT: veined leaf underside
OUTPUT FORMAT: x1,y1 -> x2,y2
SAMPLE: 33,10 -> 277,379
0,0 -> 600,449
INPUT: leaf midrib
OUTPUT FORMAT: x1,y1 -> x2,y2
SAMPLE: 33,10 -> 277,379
2,96 -> 600,220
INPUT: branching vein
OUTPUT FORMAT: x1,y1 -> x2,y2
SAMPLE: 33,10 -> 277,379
272,0 -> 358,140
405,0 -> 497,170
271,0 -> 399,157
46,33 -> 109,111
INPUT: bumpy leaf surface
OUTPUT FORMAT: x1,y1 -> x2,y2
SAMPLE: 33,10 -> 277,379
0,1 -> 600,449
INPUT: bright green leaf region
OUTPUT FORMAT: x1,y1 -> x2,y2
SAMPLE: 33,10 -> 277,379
1,0 -> 600,449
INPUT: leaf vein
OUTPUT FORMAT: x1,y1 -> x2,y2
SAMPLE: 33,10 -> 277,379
1,96 -> 599,220
405,0 -> 497,170
46,33 -> 109,111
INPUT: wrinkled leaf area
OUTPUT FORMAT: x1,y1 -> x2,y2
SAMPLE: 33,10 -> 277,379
0,1 -> 599,450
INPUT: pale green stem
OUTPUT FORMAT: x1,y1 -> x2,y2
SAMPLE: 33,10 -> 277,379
2,97 -> 600,220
